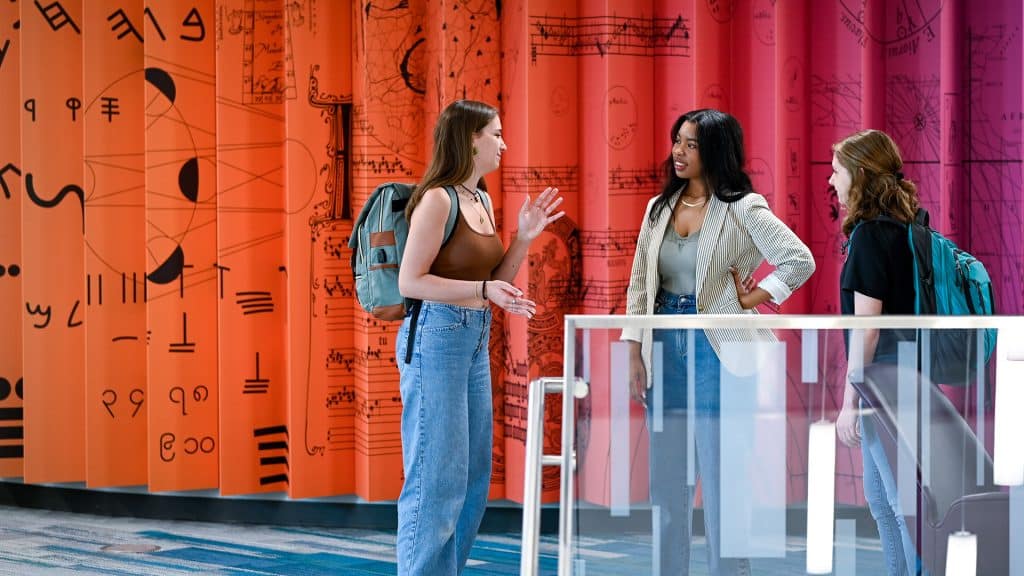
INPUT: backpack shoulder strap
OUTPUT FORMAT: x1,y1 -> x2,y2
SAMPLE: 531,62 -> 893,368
441,185 -> 460,247
349,183 -> 390,249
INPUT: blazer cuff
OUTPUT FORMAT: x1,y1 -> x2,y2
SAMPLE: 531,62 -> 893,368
758,274 -> 792,305
620,327 -> 643,342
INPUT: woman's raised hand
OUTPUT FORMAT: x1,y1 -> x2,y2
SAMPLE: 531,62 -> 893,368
517,187 -> 565,241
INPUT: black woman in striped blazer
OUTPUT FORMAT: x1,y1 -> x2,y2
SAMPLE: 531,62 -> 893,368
621,109 -> 815,576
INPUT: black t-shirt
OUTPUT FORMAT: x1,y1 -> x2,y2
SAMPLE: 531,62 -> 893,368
840,218 -> 916,361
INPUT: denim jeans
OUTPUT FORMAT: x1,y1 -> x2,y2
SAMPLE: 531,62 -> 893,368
647,290 -> 751,576
395,301 -> 493,575
860,399 -> 921,576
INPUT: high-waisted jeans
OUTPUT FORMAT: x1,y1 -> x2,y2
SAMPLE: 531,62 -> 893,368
857,351 -> 925,576
647,289 -> 751,576
395,301 -> 492,575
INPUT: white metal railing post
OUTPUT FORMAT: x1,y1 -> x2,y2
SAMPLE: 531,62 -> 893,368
521,371 -> 589,576
558,318 -> 578,575
521,377 -> 551,576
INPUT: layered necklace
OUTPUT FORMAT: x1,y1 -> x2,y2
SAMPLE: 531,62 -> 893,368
457,183 -> 488,226
679,195 -> 706,208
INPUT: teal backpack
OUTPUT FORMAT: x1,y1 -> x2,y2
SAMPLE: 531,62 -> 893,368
349,183 -> 492,362
866,210 -> 997,385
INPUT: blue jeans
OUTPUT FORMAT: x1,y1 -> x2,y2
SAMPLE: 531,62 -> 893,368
395,301 -> 493,575
860,399 -> 921,576
647,290 -> 751,576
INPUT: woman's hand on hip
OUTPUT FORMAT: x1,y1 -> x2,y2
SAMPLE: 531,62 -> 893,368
488,280 -> 535,318
517,187 -> 566,242
730,266 -> 762,310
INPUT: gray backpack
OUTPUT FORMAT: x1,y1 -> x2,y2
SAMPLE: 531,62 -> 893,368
349,183 -> 493,363
349,183 -> 458,321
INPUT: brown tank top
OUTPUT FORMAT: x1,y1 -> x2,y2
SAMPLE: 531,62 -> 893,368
429,207 -> 505,281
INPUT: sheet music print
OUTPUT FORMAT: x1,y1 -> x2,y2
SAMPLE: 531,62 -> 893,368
219,0 -> 297,104
354,392 -> 402,456
310,221 -> 356,457
528,14 -> 690,63
501,165 -> 578,197
967,25 -> 1024,314
607,165 -> 659,198
580,230 -> 636,262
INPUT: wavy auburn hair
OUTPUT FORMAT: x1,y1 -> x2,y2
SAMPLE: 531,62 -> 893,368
834,129 -> 919,236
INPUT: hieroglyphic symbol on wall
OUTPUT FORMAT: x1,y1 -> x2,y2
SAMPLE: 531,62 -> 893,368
0,376 -> 24,459
34,0 -> 80,34
24,173 -> 84,232
254,424 -> 289,486
143,67 -> 205,289
0,163 -> 19,200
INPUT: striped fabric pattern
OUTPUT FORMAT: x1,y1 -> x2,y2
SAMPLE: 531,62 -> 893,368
622,189 -> 816,380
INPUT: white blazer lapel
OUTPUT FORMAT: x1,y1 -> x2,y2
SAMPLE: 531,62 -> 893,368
695,195 -> 728,304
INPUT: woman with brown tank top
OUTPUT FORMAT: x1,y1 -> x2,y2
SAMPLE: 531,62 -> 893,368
394,100 -> 564,575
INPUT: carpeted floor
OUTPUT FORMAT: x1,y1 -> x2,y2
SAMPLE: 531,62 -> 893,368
0,505 -> 885,575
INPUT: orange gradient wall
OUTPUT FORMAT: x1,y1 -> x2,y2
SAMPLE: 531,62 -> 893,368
2,0 -> 1022,508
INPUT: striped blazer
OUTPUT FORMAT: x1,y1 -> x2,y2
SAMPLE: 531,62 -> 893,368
621,188 -> 815,381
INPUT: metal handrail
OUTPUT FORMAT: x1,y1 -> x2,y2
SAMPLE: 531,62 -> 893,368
521,376 -> 589,576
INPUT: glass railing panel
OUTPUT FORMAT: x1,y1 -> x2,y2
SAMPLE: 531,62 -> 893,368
555,315 -> 1024,576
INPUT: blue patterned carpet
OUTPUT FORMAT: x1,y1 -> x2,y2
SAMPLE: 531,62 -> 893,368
0,505 -> 884,575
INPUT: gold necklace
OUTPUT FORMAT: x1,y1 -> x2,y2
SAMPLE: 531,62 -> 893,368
679,195 -> 706,208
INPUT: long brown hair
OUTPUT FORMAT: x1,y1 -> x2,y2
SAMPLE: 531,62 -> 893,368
834,129 -> 919,236
405,99 -> 497,219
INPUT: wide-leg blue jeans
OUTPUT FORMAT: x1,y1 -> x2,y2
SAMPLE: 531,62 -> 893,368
395,301 -> 492,575
647,289 -> 751,576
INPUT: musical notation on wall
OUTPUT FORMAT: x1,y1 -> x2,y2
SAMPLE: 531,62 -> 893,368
529,14 -> 690,63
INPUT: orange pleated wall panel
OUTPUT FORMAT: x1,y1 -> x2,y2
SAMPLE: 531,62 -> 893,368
20,0 -> 86,484
214,0 -> 288,497
575,0 -> 660,507
82,0 -> 148,488
143,0 -> 219,492
0,0 -> 23,479
501,0 -> 582,503
284,0 -> 356,499
423,0 -> 506,500
350,0 -> 426,500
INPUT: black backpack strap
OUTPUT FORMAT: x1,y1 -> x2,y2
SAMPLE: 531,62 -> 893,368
404,299 -> 422,364
404,186 -> 461,365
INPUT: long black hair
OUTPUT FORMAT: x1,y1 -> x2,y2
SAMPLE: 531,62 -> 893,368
649,109 -> 752,222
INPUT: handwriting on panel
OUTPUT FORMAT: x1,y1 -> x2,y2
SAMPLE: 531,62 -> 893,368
169,384 -> 209,416
101,388 -> 144,419
159,432 -> 215,462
